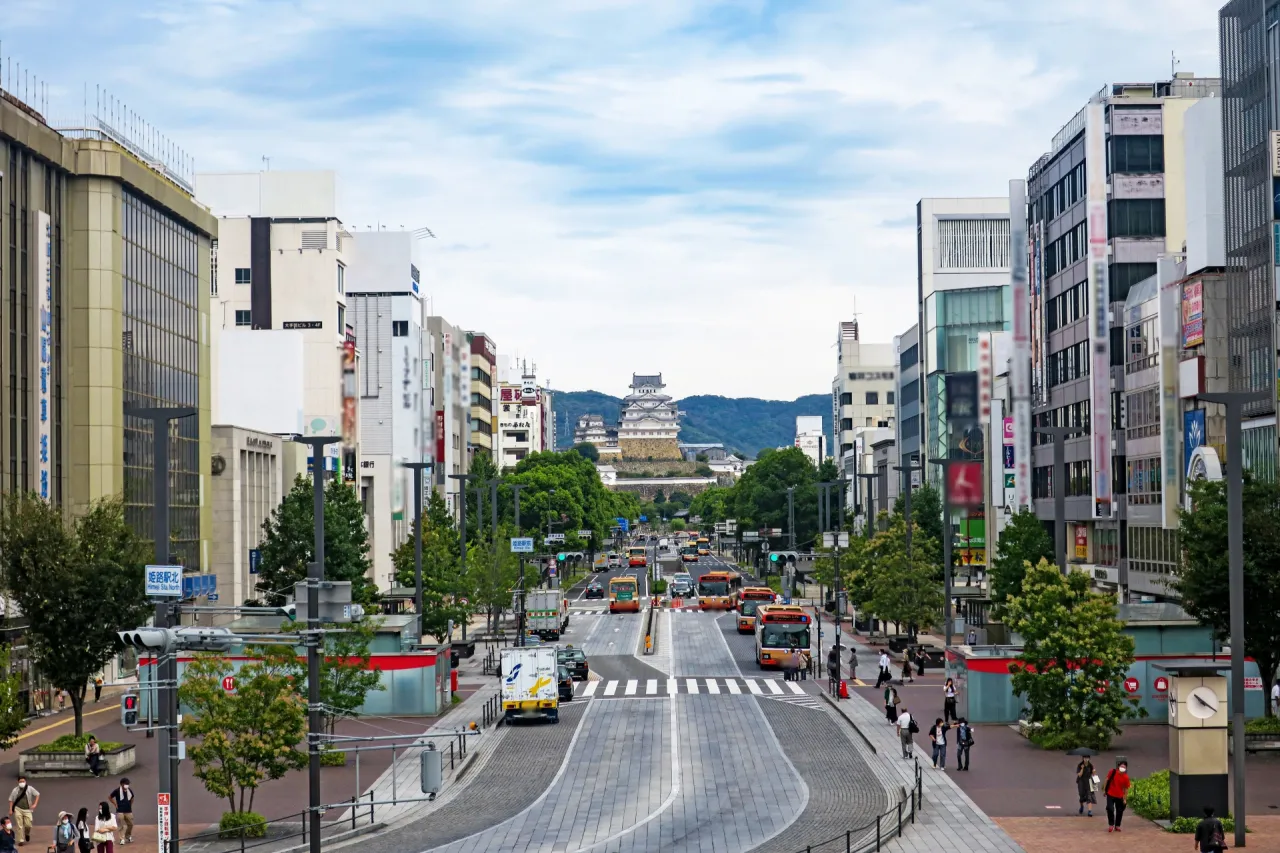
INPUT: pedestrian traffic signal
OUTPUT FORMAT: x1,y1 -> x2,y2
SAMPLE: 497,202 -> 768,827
121,693 -> 139,727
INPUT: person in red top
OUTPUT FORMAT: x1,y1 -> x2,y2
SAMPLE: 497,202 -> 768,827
1104,760 -> 1131,832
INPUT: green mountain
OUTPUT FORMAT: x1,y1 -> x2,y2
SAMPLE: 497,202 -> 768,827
551,390 -> 831,458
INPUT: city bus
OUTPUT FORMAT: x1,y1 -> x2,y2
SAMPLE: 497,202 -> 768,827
697,570 -> 742,610
737,586 -> 776,633
609,576 -> 640,613
628,546 -> 647,568
754,604 -> 812,670
680,546 -> 699,563
696,537 -> 711,556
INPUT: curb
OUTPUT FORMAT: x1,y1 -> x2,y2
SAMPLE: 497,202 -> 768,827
819,691 -> 878,755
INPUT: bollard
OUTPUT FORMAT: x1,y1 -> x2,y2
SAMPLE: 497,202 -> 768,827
898,799 -> 903,835
845,829 -> 851,853
875,814 -> 881,851
350,795 -> 357,830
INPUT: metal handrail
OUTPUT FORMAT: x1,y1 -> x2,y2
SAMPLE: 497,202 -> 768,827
786,759 -> 923,853
175,790 -> 375,853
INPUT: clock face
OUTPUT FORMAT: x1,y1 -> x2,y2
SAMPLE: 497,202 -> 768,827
1188,686 -> 1220,719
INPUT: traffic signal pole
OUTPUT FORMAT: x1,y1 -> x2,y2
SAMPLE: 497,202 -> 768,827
125,405 -> 195,853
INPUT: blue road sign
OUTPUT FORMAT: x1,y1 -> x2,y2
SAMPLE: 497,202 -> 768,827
511,537 -> 535,553
145,565 -> 182,598
616,517 -> 630,532
249,548 -> 261,574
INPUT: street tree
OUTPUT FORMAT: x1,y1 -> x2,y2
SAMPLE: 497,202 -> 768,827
670,518 -> 686,531
391,490 -> 469,641
256,475 -> 376,606
464,451 -> 502,543
0,649 -> 28,749
572,442 -> 600,463
258,618 -> 384,736
0,495 -> 151,736
179,654 -> 308,821
860,517 -> 943,635
465,526 -> 521,632
990,509 -> 1055,609
1177,476 -> 1280,715
689,486 -> 730,524
728,447 -> 820,547
1003,559 -> 1142,749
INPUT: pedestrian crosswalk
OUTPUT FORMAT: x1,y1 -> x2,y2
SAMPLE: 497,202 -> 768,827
574,677 -> 818,703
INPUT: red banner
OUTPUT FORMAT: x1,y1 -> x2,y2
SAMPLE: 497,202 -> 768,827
947,461 -> 984,507
435,410 -> 445,465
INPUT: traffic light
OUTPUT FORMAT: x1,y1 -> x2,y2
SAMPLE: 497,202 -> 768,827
769,551 -> 798,567
117,627 -> 236,654
117,628 -> 177,653
121,693 -> 139,727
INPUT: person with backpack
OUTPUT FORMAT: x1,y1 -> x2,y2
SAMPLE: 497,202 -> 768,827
895,707 -> 917,759
884,685 -> 900,723
1104,760 -> 1132,832
1194,805 -> 1227,852
955,718 -> 974,771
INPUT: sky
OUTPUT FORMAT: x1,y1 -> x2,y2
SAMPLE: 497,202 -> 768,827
2,0 -> 1222,399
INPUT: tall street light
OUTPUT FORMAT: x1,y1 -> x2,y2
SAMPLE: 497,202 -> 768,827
1032,424 -> 1087,572
856,471 -> 879,534
289,434 -> 341,853
447,473 -> 477,640
508,483 -> 528,645
402,462 -> 433,635
894,454 -> 924,558
124,405 -> 195,853
1200,389 -> 1266,849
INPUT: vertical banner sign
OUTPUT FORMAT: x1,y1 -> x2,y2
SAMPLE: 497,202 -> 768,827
35,212 -> 52,500
978,334 -> 992,421
1002,415 -> 1016,506
157,793 -> 171,853
990,399 -> 1005,507
1157,257 -> 1181,529
341,337 -> 357,444
1085,103 -> 1114,519
1008,180 -> 1033,512
435,410 -> 446,468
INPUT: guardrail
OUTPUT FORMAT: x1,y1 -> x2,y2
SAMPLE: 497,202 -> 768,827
176,792 -> 376,853
480,694 -> 502,728
787,760 -> 923,853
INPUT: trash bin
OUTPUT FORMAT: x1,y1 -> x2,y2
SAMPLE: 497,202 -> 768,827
450,669 -> 458,693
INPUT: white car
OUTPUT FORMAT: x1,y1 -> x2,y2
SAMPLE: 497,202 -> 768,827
607,553 -> 623,568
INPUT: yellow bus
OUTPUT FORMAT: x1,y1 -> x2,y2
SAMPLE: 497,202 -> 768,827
696,537 -> 710,556
628,546 -> 648,568
736,587 -> 776,633
697,570 -> 742,610
754,604 -> 812,670
609,576 -> 640,613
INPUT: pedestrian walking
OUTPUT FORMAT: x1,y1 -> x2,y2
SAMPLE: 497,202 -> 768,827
928,718 -> 950,769
895,707 -> 917,759
875,650 -> 891,689
955,718 -> 973,770
884,685 -> 900,723
90,803 -> 115,853
84,737 -> 103,778
108,781 -> 133,845
1076,758 -> 1097,817
92,678 -> 103,704
74,810 -> 91,853
943,678 -> 958,722
53,812 -> 78,853
1104,760 -> 1131,833
900,650 -> 914,684
7,776 -> 38,846
0,816 -> 14,853
1193,806 -> 1227,853
827,645 -> 841,694
848,646 -> 857,683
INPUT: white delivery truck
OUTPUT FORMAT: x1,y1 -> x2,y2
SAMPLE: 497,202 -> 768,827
501,647 -> 560,724
527,589 -> 569,640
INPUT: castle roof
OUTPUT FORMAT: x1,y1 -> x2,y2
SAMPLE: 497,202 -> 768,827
632,373 -> 663,387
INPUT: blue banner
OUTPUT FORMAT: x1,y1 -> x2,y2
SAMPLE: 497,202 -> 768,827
1184,409 -> 1206,477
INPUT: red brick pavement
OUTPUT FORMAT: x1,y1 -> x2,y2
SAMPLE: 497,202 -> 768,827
996,816 -> 1280,852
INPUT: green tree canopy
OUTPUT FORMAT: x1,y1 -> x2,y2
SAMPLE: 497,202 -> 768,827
572,442 -> 600,463
689,486 -> 730,524
856,516 -> 943,634
670,518 -> 687,531
257,475 -> 376,606
728,447 -> 821,548
1177,476 -> 1280,715
392,490 -> 468,641
0,649 -> 28,749
0,495 -> 152,735
1004,559 -> 1143,749
991,509 -> 1056,609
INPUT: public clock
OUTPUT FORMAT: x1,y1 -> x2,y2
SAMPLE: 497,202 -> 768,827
1188,686 -> 1220,719
1169,697 -> 1177,723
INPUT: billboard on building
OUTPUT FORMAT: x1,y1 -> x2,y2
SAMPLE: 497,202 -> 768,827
1182,280 -> 1204,347
1158,258 -> 1182,529
1085,102 -> 1114,519
35,211 -> 52,500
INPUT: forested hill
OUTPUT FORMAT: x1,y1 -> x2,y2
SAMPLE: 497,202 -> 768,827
550,390 -> 831,458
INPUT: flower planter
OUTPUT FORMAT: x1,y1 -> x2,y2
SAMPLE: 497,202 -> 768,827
19,745 -> 136,778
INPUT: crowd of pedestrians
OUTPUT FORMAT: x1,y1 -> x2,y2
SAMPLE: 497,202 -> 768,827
4,776 -> 135,853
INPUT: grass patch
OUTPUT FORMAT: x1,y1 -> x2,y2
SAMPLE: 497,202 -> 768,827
31,734 -> 123,753
451,694 -> 463,705
218,811 -> 266,840
651,579 -> 668,594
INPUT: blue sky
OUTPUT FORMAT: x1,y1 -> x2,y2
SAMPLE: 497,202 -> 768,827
3,0 -> 1220,398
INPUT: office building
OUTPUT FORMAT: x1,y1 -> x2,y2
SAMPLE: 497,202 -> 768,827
495,365 -> 546,470
347,230 -> 429,589
197,170 -> 357,481
894,324 -> 922,480
209,426 -> 284,612
468,333 -> 497,457
832,320 -> 896,516
426,315 -> 470,507
794,415 -> 825,467
1025,74 -> 1220,596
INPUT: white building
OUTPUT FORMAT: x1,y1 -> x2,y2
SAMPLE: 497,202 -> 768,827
426,316 -> 470,512
618,373 -> 682,458
347,231 -> 430,589
794,415 -> 826,467
209,426 -> 286,612
495,363 -> 546,470
831,321 -> 896,502
199,170 -> 355,481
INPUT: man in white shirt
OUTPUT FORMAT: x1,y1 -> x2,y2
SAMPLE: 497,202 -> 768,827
876,651 -> 891,688
1271,681 -> 1279,715
895,709 -> 915,759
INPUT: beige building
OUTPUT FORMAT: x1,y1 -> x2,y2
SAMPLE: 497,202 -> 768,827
468,333 -> 497,455
210,426 -> 284,610
0,90 -> 215,575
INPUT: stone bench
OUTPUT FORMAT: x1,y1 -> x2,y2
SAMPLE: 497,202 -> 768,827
19,745 -> 136,778
1230,733 -> 1280,754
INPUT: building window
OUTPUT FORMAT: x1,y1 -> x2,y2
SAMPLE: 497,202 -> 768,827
1125,317 -> 1158,374
901,378 -> 919,405
937,218 -> 1011,269
234,267 -> 251,285
865,391 -> 879,405
235,310 -> 252,327
1107,199 -> 1165,239
1109,134 -> 1164,174
337,304 -> 345,335
337,262 -> 345,295
899,344 -> 918,370
839,392 -> 852,406
1109,263 -> 1157,304
887,391 -> 895,405
392,320 -> 408,337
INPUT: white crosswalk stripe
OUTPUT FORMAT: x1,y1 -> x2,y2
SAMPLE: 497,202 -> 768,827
726,679 -> 741,695
574,676 -> 824,702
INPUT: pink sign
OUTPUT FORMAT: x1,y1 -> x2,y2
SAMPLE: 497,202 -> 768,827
1003,416 -> 1014,444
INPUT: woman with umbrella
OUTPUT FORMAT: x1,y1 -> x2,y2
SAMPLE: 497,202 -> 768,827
1070,747 -> 1099,817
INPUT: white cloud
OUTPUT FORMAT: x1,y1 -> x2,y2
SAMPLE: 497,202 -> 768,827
2,0 -> 1224,399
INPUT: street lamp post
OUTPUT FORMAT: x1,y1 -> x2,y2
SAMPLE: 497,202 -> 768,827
1200,390 -> 1266,849
856,471 -> 878,534
447,473 -> 476,641
124,405 -> 195,853
509,484 -> 528,646
894,454 -> 924,558
786,486 -> 796,551
927,458 -> 967,657
403,462 -> 433,632
289,435 -> 342,853
1032,425 -> 1087,572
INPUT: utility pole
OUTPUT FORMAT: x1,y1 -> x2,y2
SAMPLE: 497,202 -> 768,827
488,478 -> 500,633
125,405 -> 195,853
291,435 -> 342,853
1201,390 -> 1267,850
786,486 -> 796,550
1032,425 -> 1087,572
818,480 -> 836,622
447,473 -> 474,641
403,462 -> 433,634
894,454 -> 924,558
856,471 -> 878,534
833,475 -> 847,663
509,484 -> 528,646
